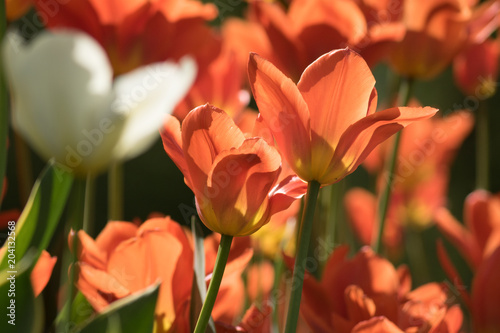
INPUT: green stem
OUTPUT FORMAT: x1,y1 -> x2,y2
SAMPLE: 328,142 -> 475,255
476,102 -> 489,190
108,162 -> 123,220
373,77 -> 413,254
14,133 -> 33,205
57,178 -> 86,331
0,0 -> 8,210
272,256 -> 284,332
284,180 -> 321,333
83,173 -> 95,235
193,234 -> 233,333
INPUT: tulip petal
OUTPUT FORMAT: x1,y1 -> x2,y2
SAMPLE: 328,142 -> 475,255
248,53 -> 312,180
434,207 -> 481,269
182,104 -> 246,199
326,106 -> 438,185
436,240 -> 472,308
139,218 -> 194,309
464,190 -> 499,255
31,251 -> 57,297
76,230 -> 108,270
471,247 -> 500,333
160,115 -> 193,189
77,262 -> 131,301
396,265 -> 412,299
267,175 -> 307,217
301,275 -> 335,333
108,230 -> 184,328
344,285 -> 376,323
112,57 -> 196,161
3,31 -> 122,173
297,48 -> 376,151
202,138 -> 281,236
237,303 -> 273,332
95,221 -> 139,257
351,316 -> 404,333
344,188 -> 377,245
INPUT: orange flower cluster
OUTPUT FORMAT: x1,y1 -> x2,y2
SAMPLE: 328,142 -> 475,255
301,246 -> 462,333
70,216 -> 253,332
3,0 -> 500,332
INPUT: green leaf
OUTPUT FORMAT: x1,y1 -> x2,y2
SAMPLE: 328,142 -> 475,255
0,160 -> 74,271
75,283 -> 160,333
55,291 -> 95,330
189,217 -> 215,333
0,250 -> 36,333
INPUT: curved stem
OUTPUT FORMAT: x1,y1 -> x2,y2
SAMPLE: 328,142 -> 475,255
373,77 -> 413,254
284,180 -> 321,333
193,234 -> 233,333
476,102 -> 489,190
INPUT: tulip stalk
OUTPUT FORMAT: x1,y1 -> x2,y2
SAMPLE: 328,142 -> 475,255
57,177 -> 87,330
83,173 -> 95,234
108,162 -> 124,220
193,234 -> 233,333
285,180 -> 321,333
0,0 -> 8,210
373,77 -> 413,254
476,102 -> 489,190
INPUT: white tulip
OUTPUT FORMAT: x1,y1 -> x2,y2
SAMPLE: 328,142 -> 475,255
2,30 -> 196,175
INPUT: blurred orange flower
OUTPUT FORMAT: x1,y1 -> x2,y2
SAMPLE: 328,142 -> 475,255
301,246 -> 463,333
0,248 -> 56,297
453,38 -> 499,98
347,111 -> 474,254
470,245 -> 500,333
6,0 -> 32,21
161,104 -> 306,236
215,303 -> 273,333
223,0 -> 373,80
71,217 -> 252,332
31,250 -> 57,297
173,38 -> 251,123
33,0 -> 219,75
435,190 -> 500,271
248,48 -> 438,186
435,190 -> 500,332
374,0 -> 500,79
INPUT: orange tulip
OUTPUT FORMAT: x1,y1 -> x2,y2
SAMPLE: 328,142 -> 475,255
6,0 -> 32,21
31,250 -> 57,297
346,111 -> 474,254
435,190 -> 500,271
248,48 -> 438,186
246,260 -> 275,304
0,248 -> 56,297
379,0 -> 500,79
471,245 -> 500,333
160,104 -> 307,236
173,37 -> 256,133
300,246 -> 463,333
71,217 -> 252,332
344,187 -> 402,258
33,0 -> 219,75
215,303 -> 273,333
223,0 -> 374,80
453,38 -> 499,98
435,191 -> 500,332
